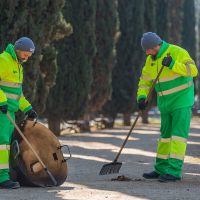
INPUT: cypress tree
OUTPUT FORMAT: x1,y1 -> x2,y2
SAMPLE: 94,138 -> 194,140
144,0 -> 156,32
141,0 -> 157,123
168,0 -> 184,44
155,0 -> 169,40
196,0 -> 200,110
88,0 -> 118,113
156,0 -> 184,43
35,14 -> 72,113
46,0 -> 96,135
185,0 -> 198,112
182,0 -> 196,59
103,0 -> 145,125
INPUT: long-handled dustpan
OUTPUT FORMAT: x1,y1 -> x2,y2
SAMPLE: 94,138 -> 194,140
99,65 -> 165,175
7,113 -> 57,186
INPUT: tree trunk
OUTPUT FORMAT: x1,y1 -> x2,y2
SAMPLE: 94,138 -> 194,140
48,116 -> 61,136
79,113 -> 91,132
123,113 -> 131,126
141,110 -> 149,124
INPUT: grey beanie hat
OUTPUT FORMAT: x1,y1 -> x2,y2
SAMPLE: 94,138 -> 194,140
141,32 -> 162,51
14,37 -> 35,53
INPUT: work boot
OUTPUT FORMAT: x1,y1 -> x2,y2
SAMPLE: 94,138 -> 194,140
143,171 -> 160,179
0,180 -> 20,189
158,174 -> 181,183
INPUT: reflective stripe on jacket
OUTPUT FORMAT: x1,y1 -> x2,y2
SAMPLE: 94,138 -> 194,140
137,41 -> 198,113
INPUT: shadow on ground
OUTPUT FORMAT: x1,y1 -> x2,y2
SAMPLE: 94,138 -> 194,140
1,118 -> 200,200
54,119 -> 200,200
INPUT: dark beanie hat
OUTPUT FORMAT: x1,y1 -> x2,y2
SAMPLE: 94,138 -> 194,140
14,37 -> 35,53
141,32 -> 162,51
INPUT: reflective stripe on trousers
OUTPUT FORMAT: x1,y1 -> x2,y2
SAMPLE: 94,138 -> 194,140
156,136 -> 187,161
0,145 -> 10,169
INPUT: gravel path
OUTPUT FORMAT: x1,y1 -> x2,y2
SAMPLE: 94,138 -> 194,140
1,118 -> 200,199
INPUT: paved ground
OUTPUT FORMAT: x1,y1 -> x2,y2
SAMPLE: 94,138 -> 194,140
1,118 -> 200,199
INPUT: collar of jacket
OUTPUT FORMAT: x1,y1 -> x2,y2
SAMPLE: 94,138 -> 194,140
155,40 -> 169,59
5,43 -> 18,61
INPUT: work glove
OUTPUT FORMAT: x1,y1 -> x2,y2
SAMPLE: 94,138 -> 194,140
162,56 -> 173,67
0,104 -> 8,114
25,109 -> 38,120
138,98 -> 148,110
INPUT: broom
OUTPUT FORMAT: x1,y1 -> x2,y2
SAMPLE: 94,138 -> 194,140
99,65 -> 165,175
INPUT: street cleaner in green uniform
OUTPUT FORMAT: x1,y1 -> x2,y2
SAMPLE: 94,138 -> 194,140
137,32 -> 198,182
0,37 -> 37,189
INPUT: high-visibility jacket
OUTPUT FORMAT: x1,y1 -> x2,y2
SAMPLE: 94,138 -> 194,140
0,44 -> 32,112
137,41 -> 198,113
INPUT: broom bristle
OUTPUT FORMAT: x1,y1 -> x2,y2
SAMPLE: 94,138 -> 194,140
99,162 -> 122,175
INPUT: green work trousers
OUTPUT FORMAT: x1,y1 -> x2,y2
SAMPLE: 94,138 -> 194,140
154,107 -> 191,178
0,111 -> 15,183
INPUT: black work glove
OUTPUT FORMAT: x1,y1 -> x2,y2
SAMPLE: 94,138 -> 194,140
0,104 -> 8,114
162,56 -> 173,67
25,109 -> 38,120
138,98 -> 148,110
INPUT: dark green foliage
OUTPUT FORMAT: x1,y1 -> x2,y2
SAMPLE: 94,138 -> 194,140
144,0 -> 156,32
181,0 -> 197,105
88,0 -> 118,112
168,0 -> 184,44
35,46 -> 58,112
142,0 -> 157,123
182,0 -> 196,59
155,0 -> 169,40
103,0 -> 145,118
46,0 -> 96,132
156,0 -> 184,44
0,0 -> 198,127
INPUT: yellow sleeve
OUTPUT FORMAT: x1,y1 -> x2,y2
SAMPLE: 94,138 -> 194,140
0,58 -> 7,105
170,49 -> 198,77
0,90 -> 7,105
19,94 -> 32,113
137,58 -> 153,101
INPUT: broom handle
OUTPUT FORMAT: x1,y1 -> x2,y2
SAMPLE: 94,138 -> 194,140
6,113 -> 57,186
114,65 -> 165,162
